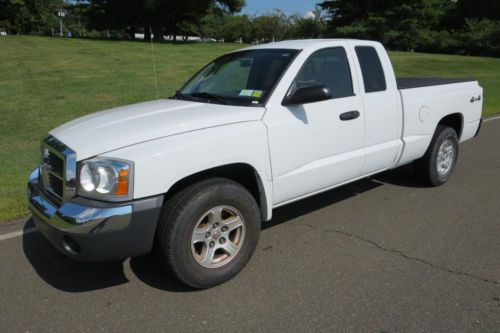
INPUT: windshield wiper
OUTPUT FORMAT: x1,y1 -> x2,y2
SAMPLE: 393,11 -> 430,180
173,90 -> 187,100
190,92 -> 229,104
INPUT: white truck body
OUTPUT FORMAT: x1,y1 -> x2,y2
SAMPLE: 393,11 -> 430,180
49,39 -> 482,221
29,39 -> 483,285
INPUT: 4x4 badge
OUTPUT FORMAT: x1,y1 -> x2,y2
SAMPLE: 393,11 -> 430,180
470,95 -> 481,103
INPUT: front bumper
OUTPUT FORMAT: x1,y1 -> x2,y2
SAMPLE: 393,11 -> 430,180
27,168 -> 164,262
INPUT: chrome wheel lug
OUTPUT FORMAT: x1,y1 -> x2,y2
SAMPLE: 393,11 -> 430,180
219,238 -> 226,244
213,222 -> 219,229
221,226 -> 228,232
209,241 -> 215,248
205,232 -> 211,238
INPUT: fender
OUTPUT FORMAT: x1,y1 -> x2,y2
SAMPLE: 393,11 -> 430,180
100,121 -> 274,221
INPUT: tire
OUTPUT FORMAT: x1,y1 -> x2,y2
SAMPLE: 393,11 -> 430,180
414,125 -> 459,186
156,178 -> 261,289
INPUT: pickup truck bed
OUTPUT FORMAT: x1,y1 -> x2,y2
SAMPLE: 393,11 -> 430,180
397,77 -> 476,89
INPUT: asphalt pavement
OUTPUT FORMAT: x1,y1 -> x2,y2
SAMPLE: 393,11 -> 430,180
1,119 -> 499,332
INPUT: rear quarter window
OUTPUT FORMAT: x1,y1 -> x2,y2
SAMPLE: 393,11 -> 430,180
355,46 -> 387,93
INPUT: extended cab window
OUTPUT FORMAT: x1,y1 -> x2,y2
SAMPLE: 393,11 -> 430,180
355,46 -> 387,93
177,49 -> 298,106
289,47 -> 353,99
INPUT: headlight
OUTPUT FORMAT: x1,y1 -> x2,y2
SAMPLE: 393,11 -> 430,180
78,158 -> 133,200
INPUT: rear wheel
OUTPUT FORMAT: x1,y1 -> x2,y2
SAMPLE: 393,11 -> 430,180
414,125 -> 459,186
156,178 -> 261,289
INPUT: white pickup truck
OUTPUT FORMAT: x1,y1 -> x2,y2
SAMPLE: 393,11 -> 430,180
28,39 -> 483,288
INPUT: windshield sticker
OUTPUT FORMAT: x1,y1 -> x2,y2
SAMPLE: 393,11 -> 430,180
239,89 -> 264,98
251,90 -> 263,98
239,89 -> 254,96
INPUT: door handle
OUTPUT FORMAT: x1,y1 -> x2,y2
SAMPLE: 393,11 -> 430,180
339,111 -> 360,121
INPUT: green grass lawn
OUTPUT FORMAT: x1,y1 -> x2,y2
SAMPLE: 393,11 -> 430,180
1,36 -> 499,221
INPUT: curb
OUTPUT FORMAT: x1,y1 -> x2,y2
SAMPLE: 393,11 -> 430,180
0,216 -> 32,236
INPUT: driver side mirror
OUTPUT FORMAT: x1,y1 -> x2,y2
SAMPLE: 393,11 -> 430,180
282,84 -> 331,106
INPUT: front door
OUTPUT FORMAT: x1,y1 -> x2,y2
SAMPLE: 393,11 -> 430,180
264,46 -> 365,205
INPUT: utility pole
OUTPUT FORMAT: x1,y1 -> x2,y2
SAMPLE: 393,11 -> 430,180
58,10 -> 65,37
76,0 -> 82,37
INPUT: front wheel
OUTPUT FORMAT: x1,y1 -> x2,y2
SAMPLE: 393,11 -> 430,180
414,125 -> 459,186
155,178 -> 261,289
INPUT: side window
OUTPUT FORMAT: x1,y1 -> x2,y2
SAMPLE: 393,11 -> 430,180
355,46 -> 387,93
289,47 -> 354,99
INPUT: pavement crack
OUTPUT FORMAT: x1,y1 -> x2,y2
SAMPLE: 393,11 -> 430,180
299,222 -> 500,286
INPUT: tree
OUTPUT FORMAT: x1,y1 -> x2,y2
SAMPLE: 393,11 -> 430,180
460,18 -> 500,55
198,7 -> 257,42
251,9 -> 290,42
198,6 -> 231,41
320,0 -> 455,51
64,0 -> 88,37
221,14 -> 251,42
85,0 -> 245,41
457,0 -> 500,21
0,0 -> 63,34
289,7 -> 326,39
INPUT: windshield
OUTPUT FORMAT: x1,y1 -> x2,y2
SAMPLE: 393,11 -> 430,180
174,49 -> 299,106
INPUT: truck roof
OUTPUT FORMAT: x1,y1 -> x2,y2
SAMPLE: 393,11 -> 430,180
242,39 -> 373,51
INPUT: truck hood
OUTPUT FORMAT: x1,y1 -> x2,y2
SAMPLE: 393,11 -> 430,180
50,99 -> 265,161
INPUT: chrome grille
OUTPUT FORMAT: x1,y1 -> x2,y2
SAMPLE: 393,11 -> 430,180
40,136 -> 77,204
48,173 -> 64,198
47,151 -> 64,176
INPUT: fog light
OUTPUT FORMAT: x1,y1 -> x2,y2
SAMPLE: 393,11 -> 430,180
62,235 -> 81,254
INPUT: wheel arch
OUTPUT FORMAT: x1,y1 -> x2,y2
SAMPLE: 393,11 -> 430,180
437,113 -> 463,139
165,163 -> 272,221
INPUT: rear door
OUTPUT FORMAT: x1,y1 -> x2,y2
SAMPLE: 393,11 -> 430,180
264,45 -> 365,205
350,43 -> 402,174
